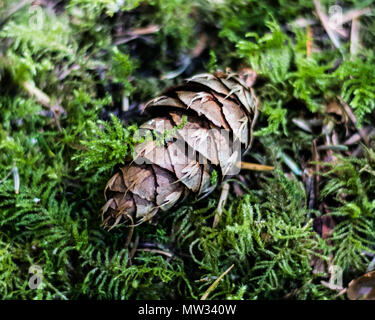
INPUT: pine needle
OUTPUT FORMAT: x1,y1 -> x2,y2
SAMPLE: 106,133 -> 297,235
201,264 -> 234,300
237,161 -> 274,171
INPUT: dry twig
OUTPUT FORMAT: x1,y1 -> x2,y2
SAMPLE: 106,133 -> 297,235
212,182 -> 230,228
136,248 -> 173,258
22,81 -> 65,131
350,17 -> 360,57
237,161 -> 274,171
313,0 -> 341,49
337,96 -> 369,146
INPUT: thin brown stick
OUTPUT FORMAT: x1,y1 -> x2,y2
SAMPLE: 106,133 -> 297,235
341,8 -> 371,25
237,161 -> 274,171
313,0 -> 341,49
129,234 -> 139,261
350,17 -> 360,57
122,24 -> 160,36
22,81 -> 51,107
22,81 -> 63,131
201,264 -> 235,300
124,224 -> 135,248
212,182 -> 230,228
337,96 -> 369,146
306,26 -> 313,58
136,248 -> 173,258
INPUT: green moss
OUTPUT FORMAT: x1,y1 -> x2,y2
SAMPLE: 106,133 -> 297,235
320,149 -> 375,271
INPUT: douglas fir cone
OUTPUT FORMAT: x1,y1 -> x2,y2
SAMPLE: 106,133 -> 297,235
102,71 -> 259,228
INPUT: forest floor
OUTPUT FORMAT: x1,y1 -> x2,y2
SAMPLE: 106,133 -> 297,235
0,0 -> 375,300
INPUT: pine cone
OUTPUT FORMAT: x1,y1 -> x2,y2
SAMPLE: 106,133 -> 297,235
103,71 -> 259,228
